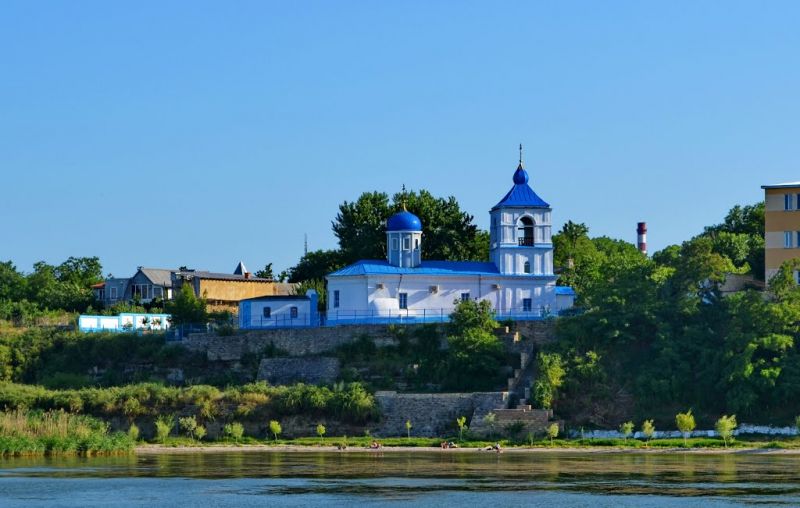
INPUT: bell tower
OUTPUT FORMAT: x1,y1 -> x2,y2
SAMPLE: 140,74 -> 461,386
489,146 -> 553,276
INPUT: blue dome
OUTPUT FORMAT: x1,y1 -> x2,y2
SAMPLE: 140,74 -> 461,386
387,211 -> 422,231
513,164 -> 529,184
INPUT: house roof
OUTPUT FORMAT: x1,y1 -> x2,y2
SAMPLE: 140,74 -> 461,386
233,261 -> 248,275
176,270 -> 272,282
328,259 -> 502,277
239,294 -> 310,302
139,268 -> 174,287
762,182 -> 800,189
492,164 -> 550,210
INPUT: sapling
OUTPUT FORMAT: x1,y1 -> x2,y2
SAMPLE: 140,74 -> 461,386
269,420 -> 282,442
675,410 -> 696,447
619,421 -> 634,444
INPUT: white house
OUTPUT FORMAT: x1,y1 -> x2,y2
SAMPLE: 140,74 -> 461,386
326,156 -> 575,324
238,290 -> 319,329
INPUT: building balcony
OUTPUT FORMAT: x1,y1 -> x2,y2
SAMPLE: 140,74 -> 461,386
518,237 -> 535,246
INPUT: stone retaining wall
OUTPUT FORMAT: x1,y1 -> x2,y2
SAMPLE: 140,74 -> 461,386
257,357 -> 340,385
181,325 -> 404,360
374,391 -> 509,437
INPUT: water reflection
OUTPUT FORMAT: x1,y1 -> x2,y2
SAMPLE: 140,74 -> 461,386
2,451 -> 800,505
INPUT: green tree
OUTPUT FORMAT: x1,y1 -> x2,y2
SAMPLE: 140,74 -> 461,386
456,416 -> 468,442
165,284 -> 208,326
715,415 -> 737,447
546,423 -> 559,446
533,352 -> 565,410
333,191 -> 392,263
286,249 -> 345,283
444,300 -> 504,391
254,263 -> 274,279
316,423 -> 326,441
675,410 -> 696,446
224,422 -> 244,442
405,419 -> 412,439
269,419 -> 282,441
619,421 -> 634,444
155,414 -> 174,443
396,189 -> 486,262
0,261 -> 27,301
293,279 -> 326,310
179,416 -> 199,440
641,420 -> 655,447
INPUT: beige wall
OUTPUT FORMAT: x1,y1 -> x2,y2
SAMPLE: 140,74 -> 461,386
764,186 -> 800,280
198,279 -> 297,315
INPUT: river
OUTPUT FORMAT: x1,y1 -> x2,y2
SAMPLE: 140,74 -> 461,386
1,450 -> 799,506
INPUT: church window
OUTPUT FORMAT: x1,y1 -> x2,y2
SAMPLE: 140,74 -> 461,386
460,293 -> 470,302
523,261 -> 531,274
333,290 -> 340,308
522,298 -> 532,312
399,293 -> 408,309
290,307 -> 298,318
517,217 -> 534,246
392,238 -> 399,250
403,237 -> 411,250
414,238 -> 419,250
263,307 -> 271,318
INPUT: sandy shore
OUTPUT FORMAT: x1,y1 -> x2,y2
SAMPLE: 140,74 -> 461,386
135,444 -> 800,455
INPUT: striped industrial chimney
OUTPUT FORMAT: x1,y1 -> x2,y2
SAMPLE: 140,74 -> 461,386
637,222 -> 647,255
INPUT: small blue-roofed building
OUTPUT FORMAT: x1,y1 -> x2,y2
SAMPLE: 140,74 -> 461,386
326,151 -> 575,324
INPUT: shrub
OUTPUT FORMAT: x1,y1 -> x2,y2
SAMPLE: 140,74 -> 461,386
715,415 -> 737,448
619,421 -> 634,443
154,415 -> 174,443
127,423 -> 140,441
179,416 -> 199,440
223,422 -> 244,442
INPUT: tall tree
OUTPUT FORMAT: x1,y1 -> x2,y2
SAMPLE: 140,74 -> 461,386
330,189 -> 488,266
332,191 -> 391,262
0,261 -> 26,301
286,249 -> 345,283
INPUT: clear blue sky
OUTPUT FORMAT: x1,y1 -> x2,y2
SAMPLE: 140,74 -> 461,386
2,1 -> 798,277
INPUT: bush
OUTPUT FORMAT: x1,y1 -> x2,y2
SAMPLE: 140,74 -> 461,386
128,423 -> 140,441
223,422 -> 244,442
154,415 -> 174,443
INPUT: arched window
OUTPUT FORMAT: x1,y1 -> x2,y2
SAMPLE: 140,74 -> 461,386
523,261 -> 531,274
517,216 -> 534,246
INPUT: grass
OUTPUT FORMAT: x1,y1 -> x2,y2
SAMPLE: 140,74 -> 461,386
0,380 -> 379,425
0,409 -> 134,456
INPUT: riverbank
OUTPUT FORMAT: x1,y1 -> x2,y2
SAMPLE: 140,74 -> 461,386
136,442 -> 800,455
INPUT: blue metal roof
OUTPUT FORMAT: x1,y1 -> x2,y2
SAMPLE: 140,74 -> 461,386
492,164 -> 550,210
329,260 -> 502,277
555,286 -> 576,296
387,211 -> 422,231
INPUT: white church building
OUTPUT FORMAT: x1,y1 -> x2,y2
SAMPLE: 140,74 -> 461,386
325,156 -> 575,324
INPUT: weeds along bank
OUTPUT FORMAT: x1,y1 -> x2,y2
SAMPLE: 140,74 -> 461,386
0,381 -> 379,441
0,409 -> 134,456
